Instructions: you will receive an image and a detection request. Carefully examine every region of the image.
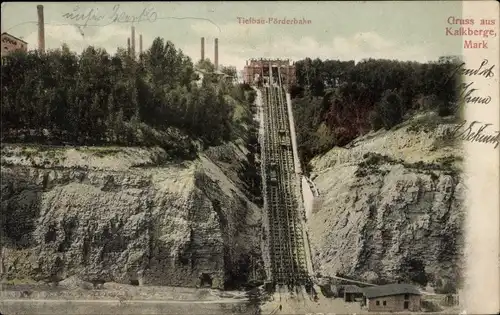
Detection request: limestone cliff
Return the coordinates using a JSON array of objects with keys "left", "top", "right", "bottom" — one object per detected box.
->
[
  {"left": 0, "top": 144, "right": 263, "bottom": 289},
  {"left": 306, "top": 113, "right": 465, "bottom": 291}
]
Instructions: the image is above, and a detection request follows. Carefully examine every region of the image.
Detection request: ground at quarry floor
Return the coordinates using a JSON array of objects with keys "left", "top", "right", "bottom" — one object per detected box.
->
[
  {"left": 0, "top": 283, "right": 464, "bottom": 315},
  {"left": 0, "top": 299, "right": 253, "bottom": 315},
  {"left": 0, "top": 282, "right": 248, "bottom": 300},
  {"left": 0, "top": 283, "right": 253, "bottom": 315}
]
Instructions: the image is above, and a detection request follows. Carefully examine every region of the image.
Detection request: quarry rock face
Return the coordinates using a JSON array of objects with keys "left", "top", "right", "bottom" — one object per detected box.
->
[
  {"left": 0, "top": 145, "right": 262, "bottom": 289},
  {"left": 306, "top": 114, "right": 465, "bottom": 290},
  {"left": 1, "top": 113, "right": 465, "bottom": 293}
]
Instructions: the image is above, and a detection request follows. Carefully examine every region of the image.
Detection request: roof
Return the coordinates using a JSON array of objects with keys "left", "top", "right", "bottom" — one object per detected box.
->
[
  {"left": 1, "top": 32, "right": 28, "bottom": 44},
  {"left": 194, "top": 68, "right": 227, "bottom": 77},
  {"left": 213, "top": 70, "right": 228, "bottom": 76},
  {"left": 344, "top": 285, "right": 363, "bottom": 293},
  {"left": 362, "top": 283, "right": 421, "bottom": 299}
]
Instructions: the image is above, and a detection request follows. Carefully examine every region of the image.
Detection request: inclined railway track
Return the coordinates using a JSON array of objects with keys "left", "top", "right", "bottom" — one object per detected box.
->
[{"left": 261, "top": 67, "right": 309, "bottom": 286}]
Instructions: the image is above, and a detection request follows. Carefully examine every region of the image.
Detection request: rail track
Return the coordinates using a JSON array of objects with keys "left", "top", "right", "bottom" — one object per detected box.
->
[{"left": 260, "top": 66, "right": 310, "bottom": 287}]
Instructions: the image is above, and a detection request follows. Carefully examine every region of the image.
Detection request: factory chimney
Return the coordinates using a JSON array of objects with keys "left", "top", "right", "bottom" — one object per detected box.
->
[
  {"left": 127, "top": 38, "right": 131, "bottom": 55},
  {"left": 131, "top": 26, "right": 136, "bottom": 58},
  {"left": 139, "top": 34, "right": 143, "bottom": 55},
  {"left": 37, "top": 5, "right": 45, "bottom": 53},
  {"left": 214, "top": 38, "right": 219, "bottom": 71},
  {"left": 201, "top": 37, "right": 205, "bottom": 61}
]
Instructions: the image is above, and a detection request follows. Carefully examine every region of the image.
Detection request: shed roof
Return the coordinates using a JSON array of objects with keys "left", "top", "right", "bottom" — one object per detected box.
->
[
  {"left": 362, "top": 283, "right": 421, "bottom": 299},
  {"left": 344, "top": 285, "right": 363, "bottom": 293}
]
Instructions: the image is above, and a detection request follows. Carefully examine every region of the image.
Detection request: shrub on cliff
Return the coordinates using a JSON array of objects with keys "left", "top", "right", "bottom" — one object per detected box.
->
[
  {"left": 368, "top": 110, "right": 383, "bottom": 130},
  {"left": 434, "top": 279, "right": 457, "bottom": 294},
  {"left": 247, "top": 90, "right": 257, "bottom": 104},
  {"left": 376, "top": 90, "right": 404, "bottom": 130}
]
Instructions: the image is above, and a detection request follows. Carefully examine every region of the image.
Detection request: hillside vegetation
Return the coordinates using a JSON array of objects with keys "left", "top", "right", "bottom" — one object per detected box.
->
[
  {"left": 1, "top": 38, "right": 252, "bottom": 159},
  {"left": 290, "top": 57, "right": 461, "bottom": 168}
]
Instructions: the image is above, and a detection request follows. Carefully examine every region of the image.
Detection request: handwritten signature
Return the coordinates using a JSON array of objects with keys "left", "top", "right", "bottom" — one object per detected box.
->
[
  {"left": 62, "top": 4, "right": 158, "bottom": 27},
  {"left": 450, "top": 59, "right": 495, "bottom": 79},
  {"left": 458, "top": 81, "right": 492, "bottom": 105},
  {"left": 59, "top": 4, "right": 222, "bottom": 32},
  {"left": 448, "top": 59, "right": 495, "bottom": 106},
  {"left": 448, "top": 120, "right": 499, "bottom": 149}
]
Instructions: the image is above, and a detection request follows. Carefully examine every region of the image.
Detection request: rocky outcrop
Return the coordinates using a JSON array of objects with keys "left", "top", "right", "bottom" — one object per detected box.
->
[
  {"left": 307, "top": 113, "right": 465, "bottom": 290},
  {"left": 0, "top": 144, "right": 263, "bottom": 289}
]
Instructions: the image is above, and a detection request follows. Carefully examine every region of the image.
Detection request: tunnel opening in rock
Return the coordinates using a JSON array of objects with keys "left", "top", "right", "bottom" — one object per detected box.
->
[
  {"left": 223, "top": 253, "right": 250, "bottom": 290},
  {"left": 129, "top": 279, "right": 139, "bottom": 286},
  {"left": 91, "top": 279, "right": 106, "bottom": 289},
  {"left": 200, "top": 273, "right": 213, "bottom": 287}
]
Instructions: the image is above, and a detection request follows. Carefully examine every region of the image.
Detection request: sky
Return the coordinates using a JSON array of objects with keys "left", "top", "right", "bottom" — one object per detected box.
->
[{"left": 1, "top": 1, "right": 463, "bottom": 70}]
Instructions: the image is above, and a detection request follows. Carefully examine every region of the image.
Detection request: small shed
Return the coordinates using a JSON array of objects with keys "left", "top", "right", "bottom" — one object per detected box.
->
[
  {"left": 362, "top": 283, "right": 422, "bottom": 312},
  {"left": 344, "top": 285, "right": 364, "bottom": 302}
]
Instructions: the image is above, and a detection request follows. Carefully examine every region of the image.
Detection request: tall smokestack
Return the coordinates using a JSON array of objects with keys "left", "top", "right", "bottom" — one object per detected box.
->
[
  {"left": 127, "top": 38, "right": 131, "bottom": 55},
  {"left": 214, "top": 38, "right": 218, "bottom": 71},
  {"left": 131, "top": 26, "right": 136, "bottom": 58},
  {"left": 37, "top": 5, "right": 45, "bottom": 53},
  {"left": 201, "top": 37, "right": 205, "bottom": 61},
  {"left": 139, "top": 34, "right": 143, "bottom": 55}
]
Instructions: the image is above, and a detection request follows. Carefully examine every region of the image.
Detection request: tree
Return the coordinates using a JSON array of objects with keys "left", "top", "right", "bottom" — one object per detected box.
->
[
  {"left": 247, "top": 90, "right": 256, "bottom": 104},
  {"left": 220, "top": 65, "right": 237, "bottom": 77},
  {"left": 376, "top": 90, "right": 403, "bottom": 130},
  {"left": 1, "top": 36, "right": 238, "bottom": 154},
  {"left": 368, "top": 110, "right": 383, "bottom": 130},
  {"left": 314, "top": 123, "right": 334, "bottom": 152},
  {"left": 196, "top": 59, "right": 215, "bottom": 73},
  {"left": 290, "top": 57, "right": 460, "bottom": 167}
]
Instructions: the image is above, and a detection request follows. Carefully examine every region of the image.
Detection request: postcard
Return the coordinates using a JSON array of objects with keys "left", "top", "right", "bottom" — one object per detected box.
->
[{"left": 0, "top": 1, "right": 498, "bottom": 315}]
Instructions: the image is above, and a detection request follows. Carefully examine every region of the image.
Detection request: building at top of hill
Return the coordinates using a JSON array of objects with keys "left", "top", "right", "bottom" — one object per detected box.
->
[{"left": 1, "top": 32, "right": 28, "bottom": 56}]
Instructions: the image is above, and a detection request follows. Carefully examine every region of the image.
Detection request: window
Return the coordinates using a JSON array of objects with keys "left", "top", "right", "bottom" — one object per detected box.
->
[
  {"left": 404, "top": 294, "right": 409, "bottom": 300},
  {"left": 376, "top": 301, "right": 380, "bottom": 306},
  {"left": 404, "top": 301, "right": 409, "bottom": 309},
  {"left": 383, "top": 301, "right": 387, "bottom": 306}
]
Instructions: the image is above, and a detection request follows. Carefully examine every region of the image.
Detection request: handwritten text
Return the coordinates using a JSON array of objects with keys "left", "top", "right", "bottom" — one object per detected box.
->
[
  {"left": 62, "top": 5, "right": 157, "bottom": 27},
  {"left": 448, "top": 120, "right": 499, "bottom": 149},
  {"left": 449, "top": 59, "right": 495, "bottom": 105}
]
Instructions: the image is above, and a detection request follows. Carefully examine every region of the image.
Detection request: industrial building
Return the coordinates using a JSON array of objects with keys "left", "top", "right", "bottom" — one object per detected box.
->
[
  {"left": 126, "top": 26, "right": 143, "bottom": 59},
  {"left": 2, "top": 4, "right": 44, "bottom": 57},
  {"left": 362, "top": 283, "right": 422, "bottom": 312},
  {"left": 198, "top": 36, "right": 219, "bottom": 69},
  {"left": 243, "top": 58, "right": 296, "bottom": 86},
  {"left": 37, "top": 4, "right": 45, "bottom": 53},
  {"left": 1, "top": 33, "right": 28, "bottom": 56}
]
